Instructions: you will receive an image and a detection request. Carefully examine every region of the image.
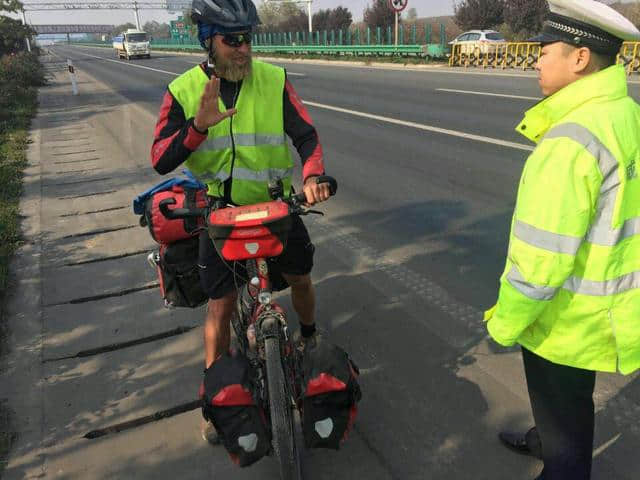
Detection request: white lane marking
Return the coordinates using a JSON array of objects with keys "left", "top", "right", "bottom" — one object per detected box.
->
[
  {"left": 436, "top": 88, "right": 541, "bottom": 101},
  {"left": 64, "top": 48, "right": 534, "bottom": 152},
  {"left": 302, "top": 100, "right": 534, "bottom": 152},
  {"left": 73, "top": 50, "right": 181, "bottom": 76}
]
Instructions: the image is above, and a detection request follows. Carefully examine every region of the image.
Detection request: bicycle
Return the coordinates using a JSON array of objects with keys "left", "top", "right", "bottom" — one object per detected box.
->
[{"left": 160, "top": 175, "right": 337, "bottom": 480}]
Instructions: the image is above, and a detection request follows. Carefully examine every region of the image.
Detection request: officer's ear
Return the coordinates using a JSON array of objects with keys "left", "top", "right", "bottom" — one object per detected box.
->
[{"left": 571, "top": 46, "right": 592, "bottom": 74}]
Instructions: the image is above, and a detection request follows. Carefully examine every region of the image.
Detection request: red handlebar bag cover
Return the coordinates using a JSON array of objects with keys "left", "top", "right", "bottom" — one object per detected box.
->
[
  {"left": 144, "top": 186, "right": 207, "bottom": 244},
  {"left": 207, "top": 201, "right": 292, "bottom": 261}
]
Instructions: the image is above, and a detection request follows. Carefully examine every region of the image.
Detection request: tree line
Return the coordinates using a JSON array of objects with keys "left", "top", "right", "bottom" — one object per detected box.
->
[{"left": 454, "top": 0, "right": 640, "bottom": 40}]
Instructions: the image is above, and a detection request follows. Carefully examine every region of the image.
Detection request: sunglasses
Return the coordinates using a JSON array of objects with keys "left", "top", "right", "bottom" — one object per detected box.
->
[{"left": 220, "top": 33, "right": 252, "bottom": 48}]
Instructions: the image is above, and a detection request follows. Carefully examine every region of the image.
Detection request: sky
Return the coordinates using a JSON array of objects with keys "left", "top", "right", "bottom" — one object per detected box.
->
[{"left": 17, "top": 0, "right": 454, "bottom": 29}]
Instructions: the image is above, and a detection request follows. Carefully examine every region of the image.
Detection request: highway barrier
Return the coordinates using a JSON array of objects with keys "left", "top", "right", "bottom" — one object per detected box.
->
[
  {"left": 450, "top": 41, "right": 640, "bottom": 74},
  {"left": 73, "top": 40, "right": 449, "bottom": 60}
]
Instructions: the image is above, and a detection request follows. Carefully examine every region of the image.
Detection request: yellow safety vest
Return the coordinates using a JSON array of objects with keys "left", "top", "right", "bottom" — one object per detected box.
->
[
  {"left": 168, "top": 59, "right": 293, "bottom": 205},
  {"left": 485, "top": 65, "right": 640, "bottom": 374}
]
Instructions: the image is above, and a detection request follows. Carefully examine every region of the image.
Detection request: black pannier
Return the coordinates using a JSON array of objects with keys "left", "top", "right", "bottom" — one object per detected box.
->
[
  {"left": 150, "top": 236, "right": 207, "bottom": 308},
  {"left": 201, "top": 352, "right": 271, "bottom": 467},
  {"left": 301, "top": 340, "right": 361, "bottom": 449}
]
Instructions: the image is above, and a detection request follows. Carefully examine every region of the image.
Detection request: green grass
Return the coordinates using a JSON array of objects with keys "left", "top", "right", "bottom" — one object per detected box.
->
[{"left": 0, "top": 50, "right": 43, "bottom": 479}]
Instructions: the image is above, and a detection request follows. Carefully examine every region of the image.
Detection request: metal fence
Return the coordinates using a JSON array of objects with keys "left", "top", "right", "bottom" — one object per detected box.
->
[{"left": 449, "top": 41, "right": 640, "bottom": 74}]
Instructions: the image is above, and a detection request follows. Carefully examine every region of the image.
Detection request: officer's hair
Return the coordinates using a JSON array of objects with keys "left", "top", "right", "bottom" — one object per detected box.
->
[{"left": 561, "top": 43, "right": 617, "bottom": 71}]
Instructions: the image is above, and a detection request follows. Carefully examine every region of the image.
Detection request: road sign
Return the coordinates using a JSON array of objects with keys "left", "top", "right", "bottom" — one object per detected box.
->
[{"left": 388, "top": 0, "right": 408, "bottom": 13}]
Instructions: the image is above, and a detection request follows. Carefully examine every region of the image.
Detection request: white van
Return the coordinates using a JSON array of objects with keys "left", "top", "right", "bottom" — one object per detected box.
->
[{"left": 113, "top": 29, "right": 151, "bottom": 60}]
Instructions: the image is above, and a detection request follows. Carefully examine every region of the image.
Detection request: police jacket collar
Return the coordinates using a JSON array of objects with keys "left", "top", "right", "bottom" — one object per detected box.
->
[{"left": 516, "top": 64, "right": 628, "bottom": 143}]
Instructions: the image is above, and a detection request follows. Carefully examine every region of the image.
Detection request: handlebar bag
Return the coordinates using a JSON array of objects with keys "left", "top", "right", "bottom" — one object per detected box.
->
[
  {"left": 207, "top": 201, "right": 292, "bottom": 261},
  {"left": 301, "top": 340, "right": 362, "bottom": 449},
  {"left": 140, "top": 185, "right": 208, "bottom": 245},
  {"left": 154, "top": 236, "right": 207, "bottom": 308},
  {"left": 201, "top": 352, "right": 271, "bottom": 467}
]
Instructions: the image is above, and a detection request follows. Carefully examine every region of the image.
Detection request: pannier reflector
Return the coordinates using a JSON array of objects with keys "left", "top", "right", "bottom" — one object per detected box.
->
[
  {"left": 314, "top": 418, "right": 334, "bottom": 439},
  {"left": 245, "top": 243, "right": 259, "bottom": 254},
  {"left": 236, "top": 210, "right": 269, "bottom": 221},
  {"left": 238, "top": 433, "right": 259, "bottom": 452}
]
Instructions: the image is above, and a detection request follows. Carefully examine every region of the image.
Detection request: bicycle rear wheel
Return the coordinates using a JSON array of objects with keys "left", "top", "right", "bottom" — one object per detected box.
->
[{"left": 265, "top": 334, "right": 302, "bottom": 480}]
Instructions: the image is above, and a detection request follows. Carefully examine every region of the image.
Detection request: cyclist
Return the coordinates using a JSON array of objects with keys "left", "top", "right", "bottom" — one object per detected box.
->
[{"left": 150, "top": 0, "right": 331, "bottom": 444}]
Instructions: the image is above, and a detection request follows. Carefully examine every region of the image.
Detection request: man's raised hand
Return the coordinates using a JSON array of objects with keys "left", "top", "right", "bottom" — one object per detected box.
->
[{"left": 194, "top": 77, "right": 237, "bottom": 132}]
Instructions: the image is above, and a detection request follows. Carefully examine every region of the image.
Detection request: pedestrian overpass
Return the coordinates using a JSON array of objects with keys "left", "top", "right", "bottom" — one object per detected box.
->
[{"left": 33, "top": 24, "right": 115, "bottom": 42}]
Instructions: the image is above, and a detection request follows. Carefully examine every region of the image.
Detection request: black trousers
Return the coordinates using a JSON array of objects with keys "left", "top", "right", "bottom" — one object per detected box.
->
[{"left": 522, "top": 347, "right": 596, "bottom": 480}]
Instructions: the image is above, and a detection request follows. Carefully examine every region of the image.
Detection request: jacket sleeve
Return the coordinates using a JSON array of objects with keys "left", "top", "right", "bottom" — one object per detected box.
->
[
  {"left": 283, "top": 78, "right": 325, "bottom": 182},
  {"left": 151, "top": 89, "right": 208, "bottom": 175},
  {"left": 486, "top": 135, "right": 603, "bottom": 346}
]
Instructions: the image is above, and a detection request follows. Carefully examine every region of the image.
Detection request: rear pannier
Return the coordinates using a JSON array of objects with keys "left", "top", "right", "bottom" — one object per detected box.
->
[
  {"left": 201, "top": 352, "right": 271, "bottom": 467},
  {"left": 301, "top": 340, "right": 361, "bottom": 449}
]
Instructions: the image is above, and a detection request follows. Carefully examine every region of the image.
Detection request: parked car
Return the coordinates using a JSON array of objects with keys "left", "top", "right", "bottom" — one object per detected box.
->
[{"left": 450, "top": 30, "right": 506, "bottom": 54}]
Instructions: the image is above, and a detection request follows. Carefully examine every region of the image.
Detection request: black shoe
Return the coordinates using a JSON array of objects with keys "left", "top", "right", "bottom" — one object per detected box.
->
[{"left": 498, "top": 427, "right": 542, "bottom": 459}]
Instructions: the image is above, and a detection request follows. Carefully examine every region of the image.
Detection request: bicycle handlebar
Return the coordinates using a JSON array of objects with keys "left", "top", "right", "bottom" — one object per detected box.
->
[
  {"left": 158, "top": 176, "right": 338, "bottom": 221},
  {"left": 158, "top": 198, "right": 207, "bottom": 220},
  {"left": 289, "top": 175, "right": 338, "bottom": 205}
]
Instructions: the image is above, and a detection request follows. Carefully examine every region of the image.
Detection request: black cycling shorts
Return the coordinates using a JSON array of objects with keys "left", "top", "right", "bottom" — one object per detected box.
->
[{"left": 198, "top": 215, "right": 315, "bottom": 300}]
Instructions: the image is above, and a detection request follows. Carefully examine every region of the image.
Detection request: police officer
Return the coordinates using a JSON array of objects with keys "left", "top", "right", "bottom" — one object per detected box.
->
[{"left": 484, "top": 1, "right": 640, "bottom": 479}]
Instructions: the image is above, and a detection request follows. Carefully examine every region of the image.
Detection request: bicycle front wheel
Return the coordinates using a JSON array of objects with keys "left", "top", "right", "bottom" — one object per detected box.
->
[{"left": 265, "top": 334, "right": 302, "bottom": 480}]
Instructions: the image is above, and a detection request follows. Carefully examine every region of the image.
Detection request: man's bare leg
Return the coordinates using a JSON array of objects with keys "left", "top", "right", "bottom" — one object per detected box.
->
[
  {"left": 283, "top": 273, "right": 317, "bottom": 341},
  {"left": 204, "top": 292, "right": 237, "bottom": 368},
  {"left": 201, "top": 291, "right": 237, "bottom": 444}
]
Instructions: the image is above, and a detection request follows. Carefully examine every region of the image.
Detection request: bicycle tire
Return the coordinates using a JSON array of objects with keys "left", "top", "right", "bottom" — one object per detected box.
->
[{"left": 265, "top": 334, "right": 302, "bottom": 480}]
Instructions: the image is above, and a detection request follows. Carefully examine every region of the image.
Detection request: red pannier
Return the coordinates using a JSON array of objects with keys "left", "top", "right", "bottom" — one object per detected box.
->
[
  {"left": 301, "top": 340, "right": 362, "bottom": 450},
  {"left": 207, "top": 200, "right": 292, "bottom": 261},
  {"left": 201, "top": 352, "right": 271, "bottom": 467},
  {"left": 141, "top": 185, "right": 208, "bottom": 244}
]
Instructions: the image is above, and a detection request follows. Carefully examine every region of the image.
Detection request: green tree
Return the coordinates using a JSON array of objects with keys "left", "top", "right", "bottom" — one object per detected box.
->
[
  {"left": 111, "top": 22, "right": 136, "bottom": 36},
  {"left": 406, "top": 7, "right": 418, "bottom": 20},
  {"left": 328, "top": 6, "right": 352, "bottom": 31},
  {"left": 0, "top": 0, "right": 23, "bottom": 13},
  {"left": 454, "top": 0, "right": 504, "bottom": 31},
  {"left": 363, "top": 0, "right": 396, "bottom": 28},
  {"left": 143, "top": 20, "right": 170, "bottom": 39},
  {"left": 504, "top": 0, "right": 548, "bottom": 37},
  {"left": 0, "top": 0, "right": 34, "bottom": 56},
  {"left": 312, "top": 8, "right": 331, "bottom": 30}
]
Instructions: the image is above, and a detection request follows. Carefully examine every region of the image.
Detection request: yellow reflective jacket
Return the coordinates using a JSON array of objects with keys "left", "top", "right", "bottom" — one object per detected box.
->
[
  {"left": 485, "top": 65, "right": 640, "bottom": 374},
  {"left": 168, "top": 60, "right": 293, "bottom": 205}
]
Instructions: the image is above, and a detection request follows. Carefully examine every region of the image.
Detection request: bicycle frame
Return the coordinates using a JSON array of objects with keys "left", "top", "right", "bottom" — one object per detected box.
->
[{"left": 232, "top": 256, "right": 301, "bottom": 406}]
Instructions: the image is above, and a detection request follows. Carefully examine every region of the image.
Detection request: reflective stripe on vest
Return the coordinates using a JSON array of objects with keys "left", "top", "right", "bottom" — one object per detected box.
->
[
  {"left": 506, "top": 265, "right": 559, "bottom": 300},
  {"left": 198, "top": 133, "right": 287, "bottom": 152},
  {"left": 513, "top": 220, "right": 583, "bottom": 255}
]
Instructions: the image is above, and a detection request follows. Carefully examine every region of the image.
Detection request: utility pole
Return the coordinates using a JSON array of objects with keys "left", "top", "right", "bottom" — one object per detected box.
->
[
  {"left": 21, "top": 9, "right": 32, "bottom": 52},
  {"left": 133, "top": 1, "right": 142, "bottom": 29},
  {"left": 267, "top": 0, "right": 313, "bottom": 33},
  {"left": 394, "top": 10, "right": 398, "bottom": 46}
]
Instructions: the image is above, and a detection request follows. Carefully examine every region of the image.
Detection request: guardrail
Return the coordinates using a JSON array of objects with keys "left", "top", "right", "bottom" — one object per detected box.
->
[
  {"left": 450, "top": 41, "right": 640, "bottom": 74},
  {"left": 105, "top": 41, "right": 450, "bottom": 59}
]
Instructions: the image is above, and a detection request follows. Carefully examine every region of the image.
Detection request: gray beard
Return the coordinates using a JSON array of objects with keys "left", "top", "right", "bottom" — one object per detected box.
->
[{"left": 213, "top": 53, "right": 252, "bottom": 82}]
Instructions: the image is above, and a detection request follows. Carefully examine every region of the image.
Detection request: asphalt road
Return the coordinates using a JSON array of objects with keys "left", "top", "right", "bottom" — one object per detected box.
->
[{"left": 31, "top": 44, "right": 640, "bottom": 479}]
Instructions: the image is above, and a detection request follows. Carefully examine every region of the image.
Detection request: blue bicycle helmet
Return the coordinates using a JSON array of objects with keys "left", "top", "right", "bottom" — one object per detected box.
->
[{"left": 191, "top": 0, "right": 260, "bottom": 48}]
